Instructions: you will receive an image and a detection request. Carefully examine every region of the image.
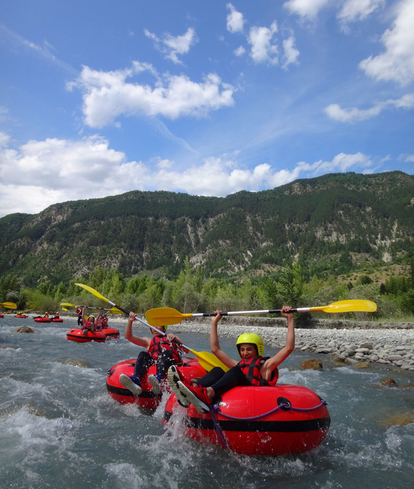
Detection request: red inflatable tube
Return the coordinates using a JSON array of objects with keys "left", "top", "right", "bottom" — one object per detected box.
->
[
  {"left": 163, "top": 384, "right": 330, "bottom": 456},
  {"left": 66, "top": 328, "right": 107, "bottom": 343},
  {"left": 106, "top": 358, "right": 207, "bottom": 410},
  {"left": 100, "top": 327, "right": 120, "bottom": 339}
]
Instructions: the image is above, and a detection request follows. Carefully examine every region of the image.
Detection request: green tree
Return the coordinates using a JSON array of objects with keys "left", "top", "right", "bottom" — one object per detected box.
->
[
  {"left": 88, "top": 267, "right": 107, "bottom": 288},
  {"left": 37, "top": 280, "right": 54, "bottom": 297},
  {"left": 0, "top": 274, "right": 20, "bottom": 302},
  {"left": 402, "top": 290, "right": 414, "bottom": 314},
  {"left": 139, "top": 284, "right": 163, "bottom": 312},
  {"left": 54, "top": 282, "right": 67, "bottom": 302},
  {"left": 27, "top": 289, "right": 59, "bottom": 313},
  {"left": 278, "top": 262, "right": 304, "bottom": 307},
  {"left": 237, "top": 278, "right": 261, "bottom": 310},
  {"left": 259, "top": 278, "right": 282, "bottom": 310}
]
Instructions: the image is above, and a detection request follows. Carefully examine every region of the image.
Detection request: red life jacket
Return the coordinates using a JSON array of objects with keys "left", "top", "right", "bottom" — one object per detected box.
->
[
  {"left": 237, "top": 356, "right": 278, "bottom": 387},
  {"left": 147, "top": 336, "right": 181, "bottom": 362},
  {"left": 76, "top": 307, "right": 82, "bottom": 315},
  {"left": 96, "top": 316, "right": 104, "bottom": 329},
  {"left": 84, "top": 319, "right": 94, "bottom": 331}
]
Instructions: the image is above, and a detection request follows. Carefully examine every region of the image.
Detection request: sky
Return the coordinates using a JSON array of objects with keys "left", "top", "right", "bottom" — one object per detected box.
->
[{"left": 0, "top": 0, "right": 413, "bottom": 218}]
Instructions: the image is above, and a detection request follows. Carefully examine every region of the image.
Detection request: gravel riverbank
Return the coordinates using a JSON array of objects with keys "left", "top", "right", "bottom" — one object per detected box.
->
[
  {"left": 25, "top": 313, "right": 414, "bottom": 372},
  {"left": 169, "top": 318, "right": 414, "bottom": 372}
]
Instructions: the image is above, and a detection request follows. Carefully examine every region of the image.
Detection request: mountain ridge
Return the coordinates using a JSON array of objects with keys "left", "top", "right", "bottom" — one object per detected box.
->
[{"left": 1, "top": 171, "right": 413, "bottom": 285}]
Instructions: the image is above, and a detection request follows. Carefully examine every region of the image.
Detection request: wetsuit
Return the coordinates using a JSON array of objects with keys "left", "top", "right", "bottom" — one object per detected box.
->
[{"left": 76, "top": 307, "right": 82, "bottom": 326}]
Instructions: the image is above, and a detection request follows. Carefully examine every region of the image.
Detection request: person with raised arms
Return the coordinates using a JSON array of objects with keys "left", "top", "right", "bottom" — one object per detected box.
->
[
  {"left": 119, "top": 311, "right": 189, "bottom": 396},
  {"left": 168, "top": 306, "right": 295, "bottom": 413},
  {"left": 80, "top": 307, "right": 96, "bottom": 335}
]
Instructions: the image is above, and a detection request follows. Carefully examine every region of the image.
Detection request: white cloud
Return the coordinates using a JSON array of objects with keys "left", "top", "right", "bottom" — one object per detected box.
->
[
  {"left": 324, "top": 93, "right": 414, "bottom": 122},
  {"left": 234, "top": 45, "right": 246, "bottom": 56},
  {"left": 284, "top": 0, "right": 384, "bottom": 25},
  {"left": 68, "top": 63, "right": 235, "bottom": 128},
  {"left": 399, "top": 153, "right": 414, "bottom": 162},
  {"left": 0, "top": 131, "right": 10, "bottom": 147},
  {"left": 283, "top": 0, "right": 332, "bottom": 19},
  {"left": 226, "top": 4, "right": 245, "bottom": 33},
  {"left": 359, "top": 0, "right": 414, "bottom": 85},
  {"left": 145, "top": 27, "right": 198, "bottom": 64},
  {"left": 147, "top": 157, "right": 304, "bottom": 197},
  {"left": 298, "top": 152, "right": 372, "bottom": 174},
  {"left": 248, "top": 21, "right": 278, "bottom": 65},
  {"left": 0, "top": 135, "right": 134, "bottom": 216},
  {"left": 156, "top": 158, "right": 175, "bottom": 169},
  {"left": 337, "top": 0, "right": 385, "bottom": 25},
  {"left": 282, "top": 36, "right": 300, "bottom": 69},
  {"left": 0, "top": 133, "right": 374, "bottom": 217}
]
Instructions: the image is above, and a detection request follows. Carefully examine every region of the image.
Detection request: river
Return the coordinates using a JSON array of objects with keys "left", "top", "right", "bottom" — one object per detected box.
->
[{"left": 1, "top": 315, "right": 413, "bottom": 488}]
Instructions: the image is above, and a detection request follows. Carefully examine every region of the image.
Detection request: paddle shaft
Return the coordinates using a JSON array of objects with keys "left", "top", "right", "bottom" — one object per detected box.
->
[
  {"left": 61, "top": 304, "right": 118, "bottom": 311},
  {"left": 188, "top": 307, "right": 309, "bottom": 318}
]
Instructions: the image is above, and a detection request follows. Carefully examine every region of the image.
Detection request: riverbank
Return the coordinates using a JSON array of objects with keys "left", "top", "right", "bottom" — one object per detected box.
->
[
  {"left": 11, "top": 313, "right": 414, "bottom": 371},
  {"left": 170, "top": 318, "right": 414, "bottom": 372}
]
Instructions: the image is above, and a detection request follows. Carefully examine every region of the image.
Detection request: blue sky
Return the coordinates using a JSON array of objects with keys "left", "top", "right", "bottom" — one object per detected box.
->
[{"left": 1, "top": 0, "right": 413, "bottom": 217}]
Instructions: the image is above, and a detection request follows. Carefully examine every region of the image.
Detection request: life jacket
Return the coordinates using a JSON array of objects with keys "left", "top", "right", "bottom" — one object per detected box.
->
[
  {"left": 102, "top": 316, "right": 108, "bottom": 327},
  {"left": 96, "top": 316, "right": 104, "bottom": 330},
  {"left": 76, "top": 307, "right": 82, "bottom": 315},
  {"left": 84, "top": 319, "right": 94, "bottom": 331},
  {"left": 147, "top": 336, "right": 181, "bottom": 363},
  {"left": 237, "top": 356, "right": 278, "bottom": 387}
]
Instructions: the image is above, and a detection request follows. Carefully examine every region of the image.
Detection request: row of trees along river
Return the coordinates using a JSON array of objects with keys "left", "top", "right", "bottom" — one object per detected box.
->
[{"left": 1, "top": 258, "right": 414, "bottom": 323}]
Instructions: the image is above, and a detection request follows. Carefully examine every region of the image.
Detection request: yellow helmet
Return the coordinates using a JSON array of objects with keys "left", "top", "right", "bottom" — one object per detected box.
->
[
  {"left": 88, "top": 315, "right": 95, "bottom": 320},
  {"left": 151, "top": 325, "right": 167, "bottom": 333},
  {"left": 236, "top": 333, "right": 264, "bottom": 357}
]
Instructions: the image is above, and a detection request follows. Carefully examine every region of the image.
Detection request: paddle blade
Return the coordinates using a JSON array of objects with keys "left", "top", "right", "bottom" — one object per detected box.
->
[
  {"left": 60, "top": 302, "right": 75, "bottom": 307},
  {"left": 1, "top": 302, "right": 17, "bottom": 309},
  {"left": 75, "top": 283, "right": 129, "bottom": 315},
  {"left": 314, "top": 300, "right": 377, "bottom": 314},
  {"left": 75, "top": 283, "right": 109, "bottom": 303},
  {"left": 190, "top": 349, "right": 229, "bottom": 372},
  {"left": 146, "top": 307, "right": 187, "bottom": 326},
  {"left": 108, "top": 307, "right": 124, "bottom": 314}
]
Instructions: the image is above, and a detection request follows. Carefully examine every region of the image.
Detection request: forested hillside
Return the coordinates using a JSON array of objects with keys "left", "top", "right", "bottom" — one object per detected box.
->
[{"left": 0, "top": 171, "right": 413, "bottom": 286}]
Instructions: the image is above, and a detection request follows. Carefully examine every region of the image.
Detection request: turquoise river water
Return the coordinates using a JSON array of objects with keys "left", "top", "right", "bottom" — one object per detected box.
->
[{"left": 1, "top": 315, "right": 413, "bottom": 489}]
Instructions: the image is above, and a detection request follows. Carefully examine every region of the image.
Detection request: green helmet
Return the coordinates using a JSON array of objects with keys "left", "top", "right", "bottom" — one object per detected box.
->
[{"left": 236, "top": 333, "right": 264, "bottom": 357}]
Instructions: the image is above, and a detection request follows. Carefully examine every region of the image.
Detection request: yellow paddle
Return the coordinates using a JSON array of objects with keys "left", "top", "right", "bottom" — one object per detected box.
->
[
  {"left": 145, "top": 300, "right": 377, "bottom": 327},
  {"left": 0, "top": 302, "right": 17, "bottom": 309},
  {"left": 74, "top": 283, "right": 229, "bottom": 372},
  {"left": 60, "top": 302, "right": 123, "bottom": 314}
]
